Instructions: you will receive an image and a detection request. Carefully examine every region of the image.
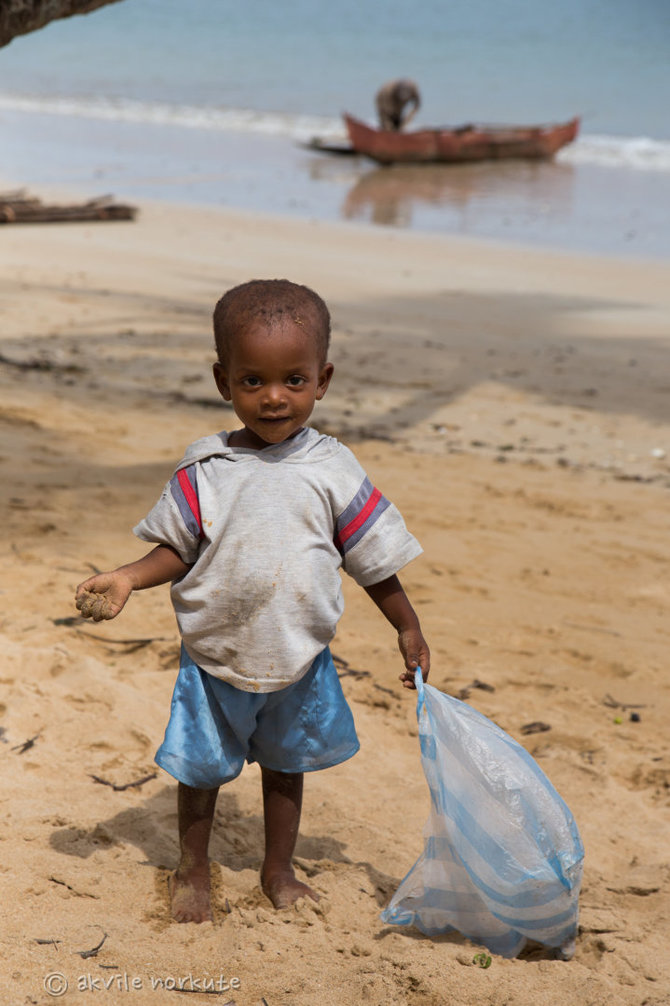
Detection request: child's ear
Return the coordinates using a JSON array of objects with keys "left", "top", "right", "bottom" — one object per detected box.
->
[
  {"left": 212, "top": 362, "right": 232, "bottom": 401},
  {"left": 315, "top": 362, "right": 334, "bottom": 400}
]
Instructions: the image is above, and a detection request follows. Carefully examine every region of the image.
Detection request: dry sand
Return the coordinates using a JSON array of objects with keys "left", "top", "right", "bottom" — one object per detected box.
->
[{"left": 1, "top": 202, "right": 669, "bottom": 1005}]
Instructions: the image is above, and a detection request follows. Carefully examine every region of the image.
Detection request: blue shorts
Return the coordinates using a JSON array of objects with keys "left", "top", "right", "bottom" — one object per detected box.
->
[{"left": 155, "top": 645, "right": 359, "bottom": 789}]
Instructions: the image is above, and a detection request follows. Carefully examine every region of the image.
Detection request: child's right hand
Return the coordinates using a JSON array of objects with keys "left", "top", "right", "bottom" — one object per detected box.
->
[{"left": 75, "top": 571, "right": 134, "bottom": 621}]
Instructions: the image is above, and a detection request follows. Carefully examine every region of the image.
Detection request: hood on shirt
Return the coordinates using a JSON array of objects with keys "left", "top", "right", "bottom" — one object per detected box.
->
[{"left": 174, "top": 426, "right": 341, "bottom": 473}]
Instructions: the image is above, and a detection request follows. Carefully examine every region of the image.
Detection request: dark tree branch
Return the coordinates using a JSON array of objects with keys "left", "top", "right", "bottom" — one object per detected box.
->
[{"left": 0, "top": 0, "right": 126, "bottom": 48}]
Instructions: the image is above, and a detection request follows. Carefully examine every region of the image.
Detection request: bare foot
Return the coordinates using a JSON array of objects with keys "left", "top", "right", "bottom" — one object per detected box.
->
[
  {"left": 261, "top": 867, "right": 319, "bottom": 909},
  {"left": 168, "top": 867, "right": 212, "bottom": 923}
]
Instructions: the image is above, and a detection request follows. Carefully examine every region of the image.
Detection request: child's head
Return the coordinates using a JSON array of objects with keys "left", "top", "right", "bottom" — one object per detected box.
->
[
  {"left": 213, "top": 279, "right": 330, "bottom": 367},
  {"left": 212, "top": 279, "right": 334, "bottom": 450}
]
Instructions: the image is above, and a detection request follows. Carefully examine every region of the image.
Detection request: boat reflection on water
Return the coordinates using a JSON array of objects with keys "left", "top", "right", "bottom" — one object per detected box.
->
[
  {"left": 343, "top": 163, "right": 464, "bottom": 227},
  {"left": 301, "top": 142, "right": 665, "bottom": 256},
  {"left": 340, "top": 158, "right": 577, "bottom": 234}
]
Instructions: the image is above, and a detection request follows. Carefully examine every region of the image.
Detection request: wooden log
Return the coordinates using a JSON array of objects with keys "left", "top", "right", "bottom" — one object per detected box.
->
[{"left": 0, "top": 192, "right": 138, "bottom": 224}]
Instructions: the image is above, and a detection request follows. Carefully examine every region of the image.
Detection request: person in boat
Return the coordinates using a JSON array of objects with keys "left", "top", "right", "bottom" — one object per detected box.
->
[{"left": 375, "top": 78, "right": 421, "bottom": 131}]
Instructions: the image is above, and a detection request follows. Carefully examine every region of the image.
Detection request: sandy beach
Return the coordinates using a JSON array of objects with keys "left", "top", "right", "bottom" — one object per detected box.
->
[{"left": 1, "top": 200, "right": 669, "bottom": 1006}]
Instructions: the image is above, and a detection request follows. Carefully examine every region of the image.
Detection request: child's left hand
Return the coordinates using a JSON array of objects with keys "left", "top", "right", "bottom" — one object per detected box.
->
[{"left": 398, "top": 627, "right": 430, "bottom": 689}]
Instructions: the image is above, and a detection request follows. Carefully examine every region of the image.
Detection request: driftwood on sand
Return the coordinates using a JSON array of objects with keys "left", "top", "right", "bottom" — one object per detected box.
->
[{"left": 0, "top": 190, "right": 137, "bottom": 224}]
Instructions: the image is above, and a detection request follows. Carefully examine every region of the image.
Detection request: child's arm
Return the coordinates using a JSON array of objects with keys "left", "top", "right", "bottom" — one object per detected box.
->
[
  {"left": 75, "top": 544, "right": 190, "bottom": 621},
  {"left": 364, "top": 574, "right": 430, "bottom": 689}
]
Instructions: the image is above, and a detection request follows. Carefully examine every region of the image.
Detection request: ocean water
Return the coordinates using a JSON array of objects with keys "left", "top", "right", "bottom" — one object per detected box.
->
[{"left": 1, "top": 0, "right": 669, "bottom": 257}]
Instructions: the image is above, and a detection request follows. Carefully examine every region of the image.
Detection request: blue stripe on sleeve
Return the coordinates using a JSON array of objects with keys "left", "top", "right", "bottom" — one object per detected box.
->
[{"left": 169, "top": 464, "right": 201, "bottom": 539}]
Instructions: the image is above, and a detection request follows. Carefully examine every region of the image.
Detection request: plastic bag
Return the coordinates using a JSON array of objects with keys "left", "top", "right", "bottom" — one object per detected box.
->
[{"left": 381, "top": 670, "right": 584, "bottom": 958}]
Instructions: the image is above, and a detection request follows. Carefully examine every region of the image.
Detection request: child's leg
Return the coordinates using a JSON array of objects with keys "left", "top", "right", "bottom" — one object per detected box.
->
[
  {"left": 170, "top": 782, "right": 219, "bottom": 923},
  {"left": 260, "top": 767, "right": 319, "bottom": 909}
]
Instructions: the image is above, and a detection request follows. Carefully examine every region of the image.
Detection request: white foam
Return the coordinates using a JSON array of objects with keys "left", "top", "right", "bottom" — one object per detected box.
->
[
  {"left": 0, "top": 91, "right": 345, "bottom": 142},
  {"left": 560, "top": 134, "right": 670, "bottom": 173}
]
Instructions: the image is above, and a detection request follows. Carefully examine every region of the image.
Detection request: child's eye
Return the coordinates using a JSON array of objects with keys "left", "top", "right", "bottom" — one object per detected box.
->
[
  {"left": 242, "top": 376, "right": 262, "bottom": 387},
  {"left": 287, "top": 375, "right": 306, "bottom": 387}
]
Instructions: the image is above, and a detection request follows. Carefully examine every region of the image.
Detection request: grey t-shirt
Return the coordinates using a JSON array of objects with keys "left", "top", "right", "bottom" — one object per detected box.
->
[{"left": 134, "top": 427, "right": 422, "bottom": 692}]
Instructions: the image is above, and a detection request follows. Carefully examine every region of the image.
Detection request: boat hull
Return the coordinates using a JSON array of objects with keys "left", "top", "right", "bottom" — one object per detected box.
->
[{"left": 343, "top": 114, "right": 579, "bottom": 165}]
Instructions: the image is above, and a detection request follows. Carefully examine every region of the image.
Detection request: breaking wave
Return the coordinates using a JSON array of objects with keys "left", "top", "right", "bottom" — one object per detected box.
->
[{"left": 2, "top": 91, "right": 670, "bottom": 172}]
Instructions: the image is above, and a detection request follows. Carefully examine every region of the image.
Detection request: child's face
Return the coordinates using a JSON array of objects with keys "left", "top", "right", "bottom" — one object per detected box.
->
[{"left": 213, "top": 318, "right": 333, "bottom": 450}]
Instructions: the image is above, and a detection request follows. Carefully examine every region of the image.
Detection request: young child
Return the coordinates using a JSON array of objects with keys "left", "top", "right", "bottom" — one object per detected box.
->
[{"left": 75, "top": 279, "right": 430, "bottom": 924}]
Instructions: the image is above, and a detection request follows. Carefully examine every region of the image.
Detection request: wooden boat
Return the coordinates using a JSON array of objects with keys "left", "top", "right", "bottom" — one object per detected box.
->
[{"left": 343, "top": 113, "right": 579, "bottom": 165}]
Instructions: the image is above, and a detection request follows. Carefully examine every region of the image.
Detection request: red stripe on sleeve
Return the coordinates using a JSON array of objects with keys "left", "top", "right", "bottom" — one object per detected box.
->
[
  {"left": 177, "top": 468, "right": 203, "bottom": 535},
  {"left": 337, "top": 487, "right": 382, "bottom": 547}
]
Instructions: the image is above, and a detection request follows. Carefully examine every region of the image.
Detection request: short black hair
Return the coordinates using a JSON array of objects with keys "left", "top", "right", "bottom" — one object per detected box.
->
[{"left": 213, "top": 279, "right": 331, "bottom": 365}]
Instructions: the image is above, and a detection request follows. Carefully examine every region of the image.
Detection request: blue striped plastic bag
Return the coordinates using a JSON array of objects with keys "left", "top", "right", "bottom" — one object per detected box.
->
[{"left": 381, "top": 670, "right": 584, "bottom": 958}]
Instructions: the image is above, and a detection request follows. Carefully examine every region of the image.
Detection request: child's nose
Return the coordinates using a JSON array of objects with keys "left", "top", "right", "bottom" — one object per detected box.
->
[{"left": 262, "top": 383, "right": 286, "bottom": 407}]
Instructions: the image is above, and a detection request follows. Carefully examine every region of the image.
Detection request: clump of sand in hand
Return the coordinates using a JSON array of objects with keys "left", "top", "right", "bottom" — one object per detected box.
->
[{"left": 76, "top": 590, "right": 115, "bottom": 621}]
